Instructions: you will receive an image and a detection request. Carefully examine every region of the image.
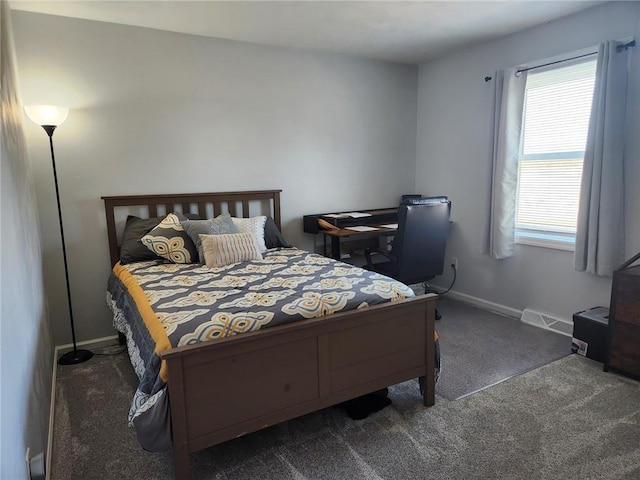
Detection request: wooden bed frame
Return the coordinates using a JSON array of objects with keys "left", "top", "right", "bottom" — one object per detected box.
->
[{"left": 102, "top": 190, "right": 436, "bottom": 480}]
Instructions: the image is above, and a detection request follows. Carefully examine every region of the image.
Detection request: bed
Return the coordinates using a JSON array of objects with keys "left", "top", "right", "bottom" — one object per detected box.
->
[{"left": 102, "top": 190, "right": 436, "bottom": 480}]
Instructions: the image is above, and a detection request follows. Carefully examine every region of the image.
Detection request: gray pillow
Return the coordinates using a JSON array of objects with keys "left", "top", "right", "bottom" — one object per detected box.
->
[
  {"left": 264, "top": 216, "right": 291, "bottom": 249},
  {"left": 120, "top": 216, "right": 165, "bottom": 265},
  {"left": 182, "top": 213, "right": 238, "bottom": 263}
]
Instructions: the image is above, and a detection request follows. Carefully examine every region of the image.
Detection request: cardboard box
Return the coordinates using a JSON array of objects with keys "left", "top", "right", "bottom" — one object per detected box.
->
[{"left": 572, "top": 307, "right": 609, "bottom": 363}]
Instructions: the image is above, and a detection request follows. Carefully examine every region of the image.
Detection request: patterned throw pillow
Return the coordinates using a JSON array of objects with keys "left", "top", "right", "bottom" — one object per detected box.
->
[
  {"left": 119, "top": 213, "right": 201, "bottom": 264},
  {"left": 141, "top": 213, "right": 198, "bottom": 263},
  {"left": 231, "top": 216, "right": 267, "bottom": 253},
  {"left": 200, "top": 232, "right": 263, "bottom": 268},
  {"left": 182, "top": 213, "right": 239, "bottom": 263}
]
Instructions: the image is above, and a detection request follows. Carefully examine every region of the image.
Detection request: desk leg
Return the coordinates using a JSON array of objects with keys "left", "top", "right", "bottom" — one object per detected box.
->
[{"left": 330, "top": 236, "right": 341, "bottom": 260}]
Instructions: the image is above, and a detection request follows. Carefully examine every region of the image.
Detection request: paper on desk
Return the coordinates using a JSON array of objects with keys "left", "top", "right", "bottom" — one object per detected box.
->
[
  {"left": 345, "top": 225, "right": 378, "bottom": 232},
  {"left": 380, "top": 223, "right": 398, "bottom": 229},
  {"left": 322, "top": 212, "right": 372, "bottom": 219}
]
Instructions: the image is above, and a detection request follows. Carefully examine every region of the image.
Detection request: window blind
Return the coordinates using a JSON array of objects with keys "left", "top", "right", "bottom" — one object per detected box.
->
[{"left": 516, "top": 58, "right": 597, "bottom": 246}]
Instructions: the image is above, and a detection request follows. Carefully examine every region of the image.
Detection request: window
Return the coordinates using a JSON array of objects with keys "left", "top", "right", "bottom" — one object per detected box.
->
[{"left": 515, "top": 58, "right": 597, "bottom": 250}]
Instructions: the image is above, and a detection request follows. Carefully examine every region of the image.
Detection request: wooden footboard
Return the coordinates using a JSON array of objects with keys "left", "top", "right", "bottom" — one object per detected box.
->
[{"left": 162, "top": 293, "right": 436, "bottom": 480}]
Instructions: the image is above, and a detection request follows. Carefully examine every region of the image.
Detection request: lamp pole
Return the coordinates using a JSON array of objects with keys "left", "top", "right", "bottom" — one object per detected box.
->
[{"left": 25, "top": 106, "right": 93, "bottom": 365}]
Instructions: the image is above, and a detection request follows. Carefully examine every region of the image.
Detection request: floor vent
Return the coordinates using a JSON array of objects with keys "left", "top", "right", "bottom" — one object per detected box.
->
[
  {"left": 29, "top": 451, "right": 45, "bottom": 480},
  {"left": 521, "top": 308, "right": 573, "bottom": 337}
]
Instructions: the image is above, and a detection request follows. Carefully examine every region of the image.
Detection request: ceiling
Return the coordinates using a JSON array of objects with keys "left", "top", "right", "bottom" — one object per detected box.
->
[{"left": 11, "top": 1, "right": 604, "bottom": 64}]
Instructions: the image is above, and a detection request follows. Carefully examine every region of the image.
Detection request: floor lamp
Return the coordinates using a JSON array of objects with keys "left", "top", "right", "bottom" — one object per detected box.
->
[{"left": 25, "top": 105, "right": 93, "bottom": 365}]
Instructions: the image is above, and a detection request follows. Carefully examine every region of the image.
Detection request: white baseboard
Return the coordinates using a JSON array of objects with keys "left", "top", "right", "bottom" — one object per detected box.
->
[
  {"left": 45, "top": 348, "right": 57, "bottom": 480},
  {"left": 427, "top": 287, "right": 522, "bottom": 319},
  {"left": 56, "top": 335, "right": 119, "bottom": 355},
  {"left": 46, "top": 334, "right": 120, "bottom": 479},
  {"left": 427, "top": 287, "right": 573, "bottom": 336}
]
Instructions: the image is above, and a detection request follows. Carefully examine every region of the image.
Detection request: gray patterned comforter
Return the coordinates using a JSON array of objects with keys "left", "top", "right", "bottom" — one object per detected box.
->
[{"left": 107, "top": 247, "right": 415, "bottom": 451}]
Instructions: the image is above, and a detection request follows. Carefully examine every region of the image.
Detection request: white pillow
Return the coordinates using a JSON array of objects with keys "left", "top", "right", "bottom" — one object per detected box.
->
[
  {"left": 200, "top": 232, "right": 263, "bottom": 268},
  {"left": 231, "top": 216, "right": 267, "bottom": 253}
]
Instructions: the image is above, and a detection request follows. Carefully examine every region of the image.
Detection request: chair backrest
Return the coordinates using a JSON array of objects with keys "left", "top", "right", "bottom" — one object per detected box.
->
[{"left": 390, "top": 198, "right": 451, "bottom": 285}]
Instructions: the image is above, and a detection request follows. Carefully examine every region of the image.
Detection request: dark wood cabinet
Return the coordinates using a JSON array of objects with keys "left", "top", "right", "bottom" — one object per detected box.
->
[{"left": 605, "top": 254, "right": 640, "bottom": 379}]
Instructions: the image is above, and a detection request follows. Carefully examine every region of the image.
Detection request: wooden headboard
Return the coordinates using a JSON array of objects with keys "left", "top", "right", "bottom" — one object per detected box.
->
[{"left": 102, "top": 190, "right": 282, "bottom": 267}]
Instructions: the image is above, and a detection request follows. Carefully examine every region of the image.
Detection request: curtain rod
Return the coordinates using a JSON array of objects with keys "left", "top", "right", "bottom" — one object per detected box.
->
[
  {"left": 514, "top": 39, "right": 636, "bottom": 77},
  {"left": 481, "top": 40, "right": 638, "bottom": 81},
  {"left": 515, "top": 51, "right": 596, "bottom": 77}
]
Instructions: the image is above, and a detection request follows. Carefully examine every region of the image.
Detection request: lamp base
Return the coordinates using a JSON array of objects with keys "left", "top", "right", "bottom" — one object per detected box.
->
[{"left": 58, "top": 349, "right": 93, "bottom": 365}]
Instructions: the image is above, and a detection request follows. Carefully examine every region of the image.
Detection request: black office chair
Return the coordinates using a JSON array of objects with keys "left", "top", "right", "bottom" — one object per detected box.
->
[{"left": 365, "top": 197, "right": 451, "bottom": 316}]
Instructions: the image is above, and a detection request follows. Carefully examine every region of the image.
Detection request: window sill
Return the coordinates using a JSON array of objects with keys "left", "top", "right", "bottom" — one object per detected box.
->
[{"left": 516, "top": 235, "right": 575, "bottom": 252}]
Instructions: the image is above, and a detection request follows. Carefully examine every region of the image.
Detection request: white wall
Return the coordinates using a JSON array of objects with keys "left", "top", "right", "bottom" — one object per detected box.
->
[
  {"left": 626, "top": 4, "right": 640, "bottom": 259},
  {"left": 1, "top": 2, "right": 54, "bottom": 477},
  {"left": 416, "top": 1, "right": 640, "bottom": 321},
  {"left": 11, "top": 11, "right": 418, "bottom": 345}
]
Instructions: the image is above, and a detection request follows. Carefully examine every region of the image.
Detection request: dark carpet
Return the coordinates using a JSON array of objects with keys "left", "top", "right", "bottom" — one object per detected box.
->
[
  {"left": 51, "top": 353, "right": 640, "bottom": 479},
  {"left": 50, "top": 299, "right": 637, "bottom": 480},
  {"left": 434, "top": 297, "right": 571, "bottom": 400}
]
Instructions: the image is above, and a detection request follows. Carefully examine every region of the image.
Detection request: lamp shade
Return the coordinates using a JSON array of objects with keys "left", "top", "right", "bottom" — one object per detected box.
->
[{"left": 24, "top": 105, "right": 69, "bottom": 126}]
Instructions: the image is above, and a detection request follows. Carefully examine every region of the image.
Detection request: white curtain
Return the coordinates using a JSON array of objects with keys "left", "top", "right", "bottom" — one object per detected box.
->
[
  {"left": 486, "top": 68, "right": 527, "bottom": 259},
  {"left": 574, "top": 41, "right": 630, "bottom": 276}
]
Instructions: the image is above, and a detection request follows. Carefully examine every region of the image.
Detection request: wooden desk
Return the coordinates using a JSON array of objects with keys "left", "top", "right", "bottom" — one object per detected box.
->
[
  {"left": 303, "top": 208, "right": 399, "bottom": 260},
  {"left": 321, "top": 225, "right": 397, "bottom": 260}
]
